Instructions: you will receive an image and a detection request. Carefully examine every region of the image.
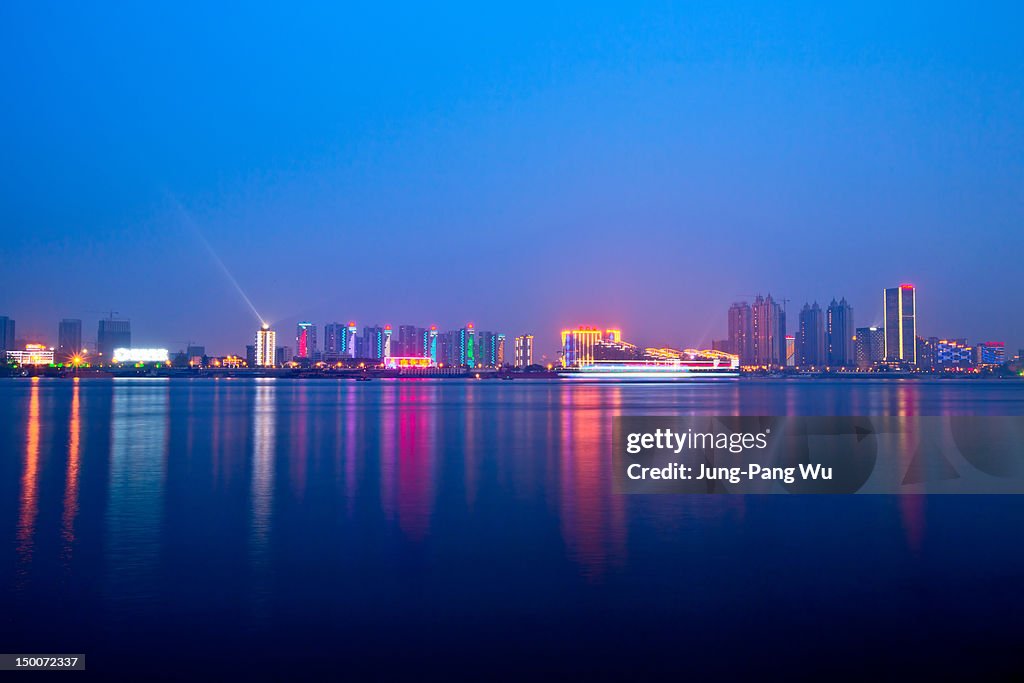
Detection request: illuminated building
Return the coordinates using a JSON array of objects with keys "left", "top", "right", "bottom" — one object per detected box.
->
[
  {"left": 345, "top": 322, "right": 358, "bottom": 358},
  {"left": 728, "top": 302, "right": 753, "bottom": 365},
  {"left": 324, "top": 323, "right": 346, "bottom": 360},
  {"left": 785, "top": 335, "right": 795, "bottom": 367},
  {"left": 113, "top": 348, "right": 169, "bottom": 363},
  {"left": 361, "top": 326, "right": 386, "bottom": 361},
  {"left": 384, "top": 356, "right": 436, "bottom": 369},
  {"left": 383, "top": 325, "right": 393, "bottom": 358},
  {"left": 797, "top": 302, "right": 825, "bottom": 367},
  {"left": 496, "top": 334, "right": 505, "bottom": 366},
  {"left": 514, "top": 334, "right": 534, "bottom": 368},
  {"left": 58, "top": 319, "right": 82, "bottom": 359},
  {"left": 6, "top": 344, "right": 54, "bottom": 366},
  {"left": 826, "top": 298, "right": 855, "bottom": 367},
  {"left": 459, "top": 324, "right": 475, "bottom": 368},
  {"left": 935, "top": 338, "right": 972, "bottom": 367},
  {"left": 426, "top": 326, "right": 438, "bottom": 363},
  {"left": 397, "top": 325, "right": 423, "bottom": 357},
  {"left": 187, "top": 345, "right": 205, "bottom": 365},
  {"left": 296, "top": 322, "right": 317, "bottom": 360},
  {"left": 855, "top": 327, "right": 884, "bottom": 369},
  {"left": 751, "top": 294, "right": 786, "bottom": 367},
  {"left": 0, "top": 316, "right": 14, "bottom": 354},
  {"left": 255, "top": 325, "right": 276, "bottom": 367},
  {"left": 975, "top": 341, "right": 1006, "bottom": 367},
  {"left": 561, "top": 327, "right": 602, "bottom": 367},
  {"left": 884, "top": 284, "right": 916, "bottom": 364},
  {"left": 97, "top": 318, "right": 131, "bottom": 360}
]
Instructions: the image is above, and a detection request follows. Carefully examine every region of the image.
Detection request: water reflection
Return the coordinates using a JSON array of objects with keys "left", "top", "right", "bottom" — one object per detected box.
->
[
  {"left": 106, "top": 379, "right": 169, "bottom": 599},
  {"left": 250, "top": 379, "right": 276, "bottom": 555},
  {"left": 17, "top": 380, "right": 41, "bottom": 573},
  {"left": 61, "top": 380, "right": 82, "bottom": 562},
  {"left": 396, "top": 383, "right": 437, "bottom": 540}
]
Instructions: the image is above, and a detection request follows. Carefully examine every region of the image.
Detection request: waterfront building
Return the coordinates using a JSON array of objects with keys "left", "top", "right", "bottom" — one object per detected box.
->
[
  {"left": 514, "top": 334, "right": 534, "bottom": 368},
  {"left": 785, "top": 335, "right": 795, "bottom": 367},
  {"left": 426, "top": 326, "right": 438, "bottom": 363},
  {"left": 0, "top": 316, "right": 14, "bottom": 354},
  {"left": 255, "top": 325, "right": 276, "bottom": 367},
  {"left": 275, "top": 346, "right": 292, "bottom": 366},
  {"left": 58, "top": 318, "right": 82, "bottom": 359},
  {"left": 936, "top": 338, "right": 973, "bottom": 367},
  {"left": 459, "top": 324, "right": 476, "bottom": 368},
  {"left": 97, "top": 318, "right": 131, "bottom": 360},
  {"left": 561, "top": 326, "right": 602, "bottom": 367},
  {"left": 855, "top": 327, "right": 885, "bottom": 369},
  {"left": 296, "top": 322, "right": 317, "bottom": 360},
  {"left": 826, "top": 298, "right": 855, "bottom": 367},
  {"left": 361, "top": 326, "right": 386, "bottom": 361},
  {"left": 797, "top": 302, "right": 825, "bottom": 367},
  {"left": 6, "top": 343, "right": 54, "bottom": 366},
  {"left": 884, "top": 284, "right": 917, "bottom": 364},
  {"left": 976, "top": 341, "right": 1006, "bottom": 367},
  {"left": 751, "top": 294, "right": 786, "bottom": 367}
]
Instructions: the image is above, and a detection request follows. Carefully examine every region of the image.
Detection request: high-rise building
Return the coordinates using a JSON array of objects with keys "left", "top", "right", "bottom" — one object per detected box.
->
[
  {"left": 855, "top": 327, "right": 885, "bottom": 369},
  {"left": 751, "top": 294, "right": 785, "bottom": 367},
  {"left": 496, "top": 334, "right": 505, "bottom": 367},
  {"left": 459, "top": 324, "right": 476, "bottom": 368},
  {"left": 341, "top": 322, "right": 358, "bottom": 358},
  {"left": 425, "top": 326, "right": 438, "bottom": 363},
  {"left": 255, "top": 325, "right": 276, "bottom": 367},
  {"left": 323, "top": 323, "right": 346, "bottom": 360},
  {"left": 97, "top": 318, "right": 131, "bottom": 360},
  {"left": 797, "top": 302, "right": 825, "bottom": 367},
  {"left": 728, "top": 302, "right": 753, "bottom": 365},
  {"left": 361, "top": 326, "right": 386, "bottom": 361},
  {"left": 826, "top": 298, "right": 855, "bottom": 367},
  {"left": 57, "top": 318, "right": 82, "bottom": 360},
  {"left": 884, "top": 284, "right": 916, "bottom": 364},
  {"left": 383, "top": 325, "right": 393, "bottom": 359},
  {"left": 275, "top": 346, "right": 292, "bottom": 366},
  {"left": 397, "top": 325, "right": 421, "bottom": 357},
  {"left": 785, "top": 335, "right": 795, "bottom": 367},
  {"left": 296, "top": 322, "right": 317, "bottom": 360},
  {"left": 514, "top": 334, "right": 534, "bottom": 368},
  {"left": 0, "top": 316, "right": 14, "bottom": 354}
]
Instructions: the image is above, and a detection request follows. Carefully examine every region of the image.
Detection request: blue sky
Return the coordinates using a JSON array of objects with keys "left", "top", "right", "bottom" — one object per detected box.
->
[{"left": 1, "top": 2, "right": 1021, "bottom": 355}]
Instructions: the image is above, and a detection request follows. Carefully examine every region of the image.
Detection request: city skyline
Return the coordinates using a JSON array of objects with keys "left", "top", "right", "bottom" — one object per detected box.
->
[{"left": 2, "top": 4, "right": 1022, "bottom": 353}]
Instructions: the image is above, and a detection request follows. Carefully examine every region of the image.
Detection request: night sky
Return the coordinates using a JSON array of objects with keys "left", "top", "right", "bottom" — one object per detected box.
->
[{"left": 2, "top": 3, "right": 1022, "bottom": 356}]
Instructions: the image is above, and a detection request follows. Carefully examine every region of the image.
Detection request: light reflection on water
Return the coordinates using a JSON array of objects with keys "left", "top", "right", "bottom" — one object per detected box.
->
[{"left": 2, "top": 377, "right": 1024, "bottom": 676}]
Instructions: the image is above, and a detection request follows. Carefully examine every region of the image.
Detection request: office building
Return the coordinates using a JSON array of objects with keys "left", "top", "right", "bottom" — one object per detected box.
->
[
  {"left": 797, "top": 302, "right": 825, "bottom": 367},
  {"left": 58, "top": 318, "right": 82, "bottom": 359},
  {"left": 884, "top": 284, "right": 916, "bottom": 364},
  {"left": 855, "top": 327, "right": 885, "bottom": 369},
  {"left": 97, "top": 318, "right": 131, "bottom": 360},
  {"left": 826, "top": 298, "right": 855, "bottom": 367},
  {"left": 255, "top": 325, "right": 276, "bottom": 367},
  {"left": 515, "top": 334, "right": 534, "bottom": 368},
  {"left": 976, "top": 341, "right": 1006, "bottom": 367},
  {"left": 296, "top": 322, "right": 317, "bottom": 360}
]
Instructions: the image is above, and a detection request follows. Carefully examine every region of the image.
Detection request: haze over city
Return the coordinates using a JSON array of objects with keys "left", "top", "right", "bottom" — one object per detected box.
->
[{"left": 2, "top": 3, "right": 1022, "bottom": 355}]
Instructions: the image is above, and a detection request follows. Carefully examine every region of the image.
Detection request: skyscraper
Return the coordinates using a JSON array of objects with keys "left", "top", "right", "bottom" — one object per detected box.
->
[
  {"left": 884, "top": 284, "right": 916, "bottom": 364},
  {"left": 785, "top": 335, "right": 795, "bottom": 367},
  {"left": 515, "top": 334, "right": 534, "bottom": 368},
  {"left": 826, "top": 298, "right": 855, "bottom": 367},
  {"left": 344, "top": 322, "right": 358, "bottom": 358},
  {"left": 727, "top": 302, "right": 753, "bottom": 365},
  {"left": 855, "top": 327, "right": 885, "bottom": 369},
  {"left": 425, "top": 325, "right": 438, "bottom": 363},
  {"left": 459, "top": 324, "right": 475, "bottom": 368},
  {"left": 361, "top": 326, "right": 386, "bottom": 361},
  {"left": 296, "top": 322, "right": 317, "bottom": 360},
  {"left": 97, "top": 317, "right": 131, "bottom": 360},
  {"left": 57, "top": 318, "right": 82, "bottom": 360},
  {"left": 255, "top": 324, "right": 276, "bottom": 367},
  {"left": 383, "top": 325, "right": 393, "bottom": 359},
  {"left": 0, "top": 316, "right": 16, "bottom": 354},
  {"left": 797, "top": 302, "right": 825, "bottom": 367}
]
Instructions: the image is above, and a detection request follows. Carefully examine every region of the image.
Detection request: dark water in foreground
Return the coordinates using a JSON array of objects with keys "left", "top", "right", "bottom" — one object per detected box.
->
[{"left": 1, "top": 377, "right": 1023, "bottom": 680}]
